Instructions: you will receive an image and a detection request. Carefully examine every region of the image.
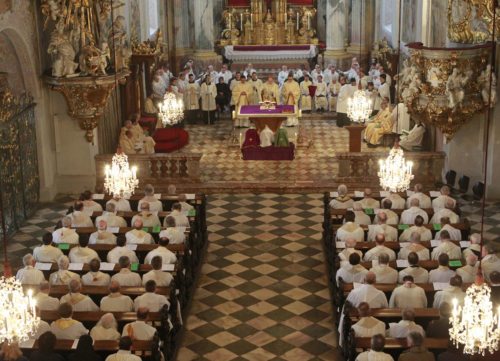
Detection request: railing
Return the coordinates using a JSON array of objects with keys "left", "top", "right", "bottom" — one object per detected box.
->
[
  {"left": 335, "top": 151, "right": 446, "bottom": 188},
  {"left": 95, "top": 153, "right": 203, "bottom": 188}
]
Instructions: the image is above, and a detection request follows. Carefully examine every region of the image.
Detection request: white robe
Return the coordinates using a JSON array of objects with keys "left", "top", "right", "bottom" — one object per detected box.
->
[
  {"left": 60, "top": 293, "right": 99, "bottom": 312},
  {"left": 101, "top": 293, "right": 134, "bottom": 312},
  {"left": 110, "top": 269, "right": 142, "bottom": 287},
  {"left": 397, "top": 244, "right": 431, "bottom": 261},
  {"left": 435, "top": 224, "right": 462, "bottom": 241},
  {"left": 400, "top": 123, "right": 425, "bottom": 149},
  {"left": 16, "top": 266, "right": 46, "bottom": 285},
  {"left": 314, "top": 82, "right": 328, "bottom": 109},
  {"left": 367, "top": 224, "right": 398, "bottom": 242},
  {"left": 399, "top": 225, "right": 432, "bottom": 242},
  {"left": 259, "top": 126, "right": 275, "bottom": 148},
  {"left": 481, "top": 254, "right": 500, "bottom": 282},
  {"left": 337, "top": 84, "right": 357, "bottom": 114},
  {"left": 95, "top": 212, "right": 127, "bottom": 228},
  {"left": 33, "top": 245, "right": 64, "bottom": 263},
  {"left": 345, "top": 284, "right": 388, "bottom": 308},
  {"left": 406, "top": 193, "right": 432, "bottom": 209},
  {"left": 82, "top": 271, "right": 111, "bottom": 286},
  {"left": 433, "top": 286, "right": 465, "bottom": 308},
  {"left": 360, "top": 198, "right": 380, "bottom": 209},
  {"left": 131, "top": 213, "right": 161, "bottom": 228},
  {"left": 336, "top": 264, "right": 369, "bottom": 286},
  {"left": 49, "top": 270, "right": 80, "bottom": 286},
  {"left": 107, "top": 246, "right": 139, "bottom": 264},
  {"left": 391, "top": 103, "right": 411, "bottom": 134},
  {"left": 374, "top": 209, "right": 399, "bottom": 225},
  {"left": 138, "top": 198, "right": 163, "bottom": 212},
  {"left": 90, "top": 325, "right": 121, "bottom": 341},
  {"left": 142, "top": 270, "right": 173, "bottom": 287},
  {"left": 400, "top": 207, "right": 429, "bottom": 224},
  {"left": 159, "top": 227, "right": 186, "bottom": 245},
  {"left": 106, "top": 198, "right": 132, "bottom": 212},
  {"left": 398, "top": 266, "right": 429, "bottom": 283},
  {"left": 338, "top": 248, "right": 363, "bottom": 266},
  {"left": 354, "top": 211, "right": 372, "bottom": 226},
  {"left": 456, "top": 264, "right": 477, "bottom": 283},
  {"left": 89, "top": 230, "right": 117, "bottom": 245},
  {"left": 52, "top": 227, "right": 79, "bottom": 244},
  {"left": 430, "top": 209, "right": 459, "bottom": 224},
  {"left": 389, "top": 284, "right": 428, "bottom": 308},
  {"left": 68, "top": 246, "right": 100, "bottom": 263},
  {"left": 200, "top": 82, "right": 217, "bottom": 111},
  {"left": 50, "top": 318, "right": 88, "bottom": 340},
  {"left": 429, "top": 266, "right": 456, "bottom": 283},
  {"left": 336, "top": 222, "right": 365, "bottom": 243},
  {"left": 144, "top": 247, "right": 177, "bottom": 265},
  {"left": 356, "top": 350, "right": 394, "bottom": 361},
  {"left": 134, "top": 292, "right": 170, "bottom": 312},
  {"left": 388, "top": 320, "right": 425, "bottom": 338},
  {"left": 122, "top": 320, "right": 157, "bottom": 340},
  {"left": 125, "top": 229, "right": 154, "bottom": 244},
  {"left": 369, "top": 264, "right": 398, "bottom": 283},
  {"left": 352, "top": 317, "right": 386, "bottom": 338},
  {"left": 35, "top": 293, "right": 60, "bottom": 311},
  {"left": 168, "top": 210, "right": 189, "bottom": 227},
  {"left": 381, "top": 195, "right": 405, "bottom": 209},
  {"left": 105, "top": 350, "right": 142, "bottom": 361},
  {"left": 432, "top": 195, "right": 456, "bottom": 211},
  {"left": 364, "top": 245, "right": 397, "bottom": 262},
  {"left": 431, "top": 241, "right": 462, "bottom": 260}
]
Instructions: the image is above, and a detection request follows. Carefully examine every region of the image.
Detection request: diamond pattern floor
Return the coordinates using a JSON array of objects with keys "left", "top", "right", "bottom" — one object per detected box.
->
[{"left": 177, "top": 193, "right": 341, "bottom": 361}]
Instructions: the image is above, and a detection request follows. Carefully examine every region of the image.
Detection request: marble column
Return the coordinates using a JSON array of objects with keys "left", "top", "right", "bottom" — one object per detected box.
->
[
  {"left": 347, "top": 0, "right": 373, "bottom": 56},
  {"left": 316, "top": 0, "right": 327, "bottom": 44},
  {"left": 324, "top": 0, "right": 351, "bottom": 67},
  {"left": 192, "top": 0, "right": 221, "bottom": 72},
  {"left": 173, "top": 0, "right": 193, "bottom": 71}
]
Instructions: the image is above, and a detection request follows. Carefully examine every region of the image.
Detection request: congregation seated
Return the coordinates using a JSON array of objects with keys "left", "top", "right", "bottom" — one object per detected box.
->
[
  {"left": 398, "top": 232, "right": 431, "bottom": 260},
  {"left": 329, "top": 184, "right": 354, "bottom": 209},
  {"left": 110, "top": 256, "right": 142, "bottom": 287},
  {"left": 125, "top": 219, "right": 154, "bottom": 245},
  {"left": 168, "top": 202, "right": 190, "bottom": 227},
  {"left": 106, "top": 194, "right": 132, "bottom": 212},
  {"left": 398, "top": 331, "right": 436, "bottom": 361},
  {"left": 60, "top": 279, "right": 99, "bottom": 312},
  {"left": 82, "top": 259, "right": 111, "bottom": 286},
  {"left": 431, "top": 231, "right": 461, "bottom": 260},
  {"left": 90, "top": 313, "right": 121, "bottom": 341},
  {"left": 159, "top": 216, "right": 186, "bottom": 244},
  {"left": 367, "top": 213, "right": 398, "bottom": 242},
  {"left": 370, "top": 253, "right": 398, "bottom": 284},
  {"left": 122, "top": 308, "right": 157, "bottom": 341},
  {"left": 67, "top": 334, "right": 101, "bottom": 361},
  {"left": 33, "top": 233, "right": 64, "bottom": 263},
  {"left": 387, "top": 309, "right": 425, "bottom": 338},
  {"left": 399, "top": 216, "right": 432, "bottom": 242},
  {"left": 353, "top": 202, "right": 372, "bottom": 225},
  {"left": 133, "top": 280, "right": 169, "bottom": 312},
  {"left": 398, "top": 253, "right": 429, "bottom": 283},
  {"left": 142, "top": 255, "right": 174, "bottom": 287},
  {"left": 429, "top": 254, "right": 456, "bottom": 283},
  {"left": 360, "top": 188, "right": 380, "bottom": 209},
  {"left": 336, "top": 211, "right": 364, "bottom": 242},
  {"left": 95, "top": 203, "right": 127, "bottom": 228},
  {"left": 381, "top": 192, "right": 406, "bottom": 210},
  {"left": 69, "top": 201, "right": 94, "bottom": 228},
  {"left": 89, "top": 220, "right": 117, "bottom": 245},
  {"left": 69, "top": 237, "right": 100, "bottom": 263},
  {"left": 50, "top": 303, "right": 88, "bottom": 340},
  {"left": 107, "top": 238, "right": 139, "bottom": 264},
  {"left": 364, "top": 234, "right": 397, "bottom": 262},
  {"left": 137, "top": 184, "right": 163, "bottom": 212},
  {"left": 406, "top": 184, "right": 431, "bottom": 209},
  {"left": 346, "top": 272, "right": 388, "bottom": 309},
  {"left": 336, "top": 253, "right": 368, "bottom": 286},
  {"left": 481, "top": 244, "right": 500, "bottom": 282},
  {"left": 131, "top": 202, "right": 161, "bottom": 228},
  {"left": 49, "top": 255, "right": 80, "bottom": 286},
  {"left": 79, "top": 190, "right": 103, "bottom": 213},
  {"left": 16, "top": 253, "right": 45, "bottom": 285},
  {"left": 355, "top": 334, "right": 394, "bottom": 361},
  {"left": 178, "top": 193, "right": 194, "bottom": 213},
  {"left": 338, "top": 238, "right": 363, "bottom": 266},
  {"left": 100, "top": 281, "right": 134, "bottom": 312},
  {"left": 351, "top": 302, "right": 386, "bottom": 338},
  {"left": 389, "top": 275, "right": 427, "bottom": 308},
  {"left": 426, "top": 303, "right": 451, "bottom": 338},
  {"left": 375, "top": 200, "right": 399, "bottom": 225},
  {"left": 431, "top": 186, "right": 456, "bottom": 211},
  {"left": 401, "top": 199, "right": 428, "bottom": 224},
  {"left": 455, "top": 254, "right": 477, "bottom": 283},
  {"left": 29, "top": 331, "right": 65, "bottom": 361},
  {"left": 52, "top": 216, "right": 79, "bottom": 244},
  {"left": 435, "top": 217, "right": 461, "bottom": 241},
  {"left": 430, "top": 199, "right": 459, "bottom": 224},
  {"left": 462, "top": 233, "right": 481, "bottom": 258},
  {"left": 35, "top": 281, "right": 60, "bottom": 311},
  {"left": 432, "top": 276, "right": 465, "bottom": 308},
  {"left": 144, "top": 238, "right": 177, "bottom": 265},
  {"left": 105, "top": 336, "right": 141, "bottom": 361}
]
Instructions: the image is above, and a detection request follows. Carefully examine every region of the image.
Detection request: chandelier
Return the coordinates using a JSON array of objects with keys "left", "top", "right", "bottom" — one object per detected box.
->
[
  {"left": 0, "top": 277, "right": 39, "bottom": 344},
  {"left": 158, "top": 92, "right": 184, "bottom": 126},
  {"left": 347, "top": 89, "right": 373, "bottom": 123},
  {"left": 104, "top": 151, "right": 139, "bottom": 199},
  {"left": 378, "top": 144, "right": 414, "bottom": 192},
  {"left": 450, "top": 282, "right": 499, "bottom": 355}
]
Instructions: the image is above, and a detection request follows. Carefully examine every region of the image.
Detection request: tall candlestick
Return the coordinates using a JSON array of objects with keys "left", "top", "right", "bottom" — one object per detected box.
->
[
  {"left": 296, "top": 12, "right": 299, "bottom": 30},
  {"left": 240, "top": 13, "right": 243, "bottom": 31},
  {"left": 250, "top": 13, "right": 253, "bottom": 30},
  {"left": 307, "top": 14, "right": 310, "bottom": 30}
]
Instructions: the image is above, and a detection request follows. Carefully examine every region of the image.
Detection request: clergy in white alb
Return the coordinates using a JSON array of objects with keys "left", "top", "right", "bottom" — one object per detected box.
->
[
  {"left": 335, "top": 252, "right": 368, "bottom": 286},
  {"left": 381, "top": 193, "right": 405, "bottom": 209},
  {"left": 95, "top": 203, "right": 127, "bottom": 228},
  {"left": 431, "top": 231, "right": 462, "bottom": 260},
  {"left": 400, "top": 199, "right": 429, "bottom": 224},
  {"left": 429, "top": 254, "right": 456, "bottom": 283},
  {"left": 131, "top": 202, "right": 161, "bottom": 228},
  {"left": 314, "top": 75, "right": 328, "bottom": 111},
  {"left": 144, "top": 238, "right": 177, "bottom": 265},
  {"left": 400, "top": 121, "right": 426, "bottom": 150},
  {"left": 435, "top": 218, "right": 462, "bottom": 241},
  {"left": 329, "top": 184, "right": 354, "bottom": 209},
  {"left": 480, "top": 245, "right": 500, "bottom": 282},
  {"left": 69, "top": 201, "right": 94, "bottom": 227},
  {"left": 159, "top": 216, "right": 186, "bottom": 245},
  {"left": 90, "top": 313, "right": 121, "bottom": 341},
  {"left": 387, "top": 309, "right": 425, "bottom": 338},
  {"left": 389, "top": 276, "right": 428, "bottom": 308},
  {"left": 367, "top": 213, "right": 398, "bottom": 242},
  {"left": 89, "top": 220, "right": 117, "bottom": 245},
  {"left": 432, "top": 275, "right": 465, "bottom": 308},
  {"left": 369, "top": 253, "right": 398, "bottom": 283},
  {"left": 49, "top": 255, "right": 80, "bottom": 286},
  {"left": 142, "top": 256, "right": 174, "bottom": 287},
  {"left": 122, "top": 308, "right": 157, "bottom": 341},
  {"left": 168, "top": 202, "right": 190, "bottom": 227},
  {"left": 16, "top": 253, "right": 46, "bottom": 285},
  {"left": 60, "top": 279, "right": 99, "bottom": 312},
  {"left": 398, "top": 252, "right": 429, "bottom": 283},
  {"left": 50, "top": 303, "right": 89, "bottom": 340},
  {"left": 364, "top": 234, "right": 397, "bottom": 261},
  {"left": 52, "top": 216, "right": 80, "bottom": 244},
  {"left": 391, "top": 103, "right": 411, "bottom": 134},
  {"left": 462, "top": 233, "right": 481, "bottom": 259},
  {"left": 33, "top": 233, "right": 64, "bottom": 262},
  {"left": 353, "top": 202, "right": 372, "bottom": 225},
  {"left": 125, "top": 219, "right": 154, "bottom": 245},
  {"left": 133, "top": 280, "right": 170, "bottom": 312},
  {"left": 100, "top": 281, "right": 134, "bottom": 312},
  {"left": 110, "top": 256, "right": 142, "bottom": 287},
  {"left": 106, "top": 196, "right": 132, "bottom": 212},
  {"left": 359, "top": 188, "right": 381, "bottom": 209},
  {"left": 68, "top": 237, "right": 100, "bottom": 263},
  {"left": 345, "top": 272, "right": 389, "bottom": 308},
  {"left": 338, "top": 238, "right": 363, "bottom": 267},
  {"left": 430, "top": 203, "right": 459, "bottom": 224},
  {"left": 336, "top": 211, "right": 365, "bottom": 243},
  {"left": 354, "top": 334, "right": 394, "bottom": 361},
  {"left": 82, "top": 258, "right": 111, "bottom": 286},
  {"left": 107, "top": 238, "right": 139, "bottom": 264},
  {"left": 34, "top": 281, "right": 60, "bottom": 311},
  {"left": 137, "top": 184, "right": 163, "bottom": 212},
  {"left": 431, "top": 186, "right": 456, "bottom": 210},
  {"left": 374, "top": 200, "right": 399, "bottom": 225},
  {"left": 351, "top": 302, "right": 386, "bottom": 338},
  {"left": 406, "top": 184, "right": 432, "bottom": 209},
  {"left": 104, "top": 338, "right": 142, "bottom": 361},
  {"left": 456, "top": 254, "right": 478, "bottom": 283},
  {"left": 399, "top": 216, "right": 432, "bottom": 243}
]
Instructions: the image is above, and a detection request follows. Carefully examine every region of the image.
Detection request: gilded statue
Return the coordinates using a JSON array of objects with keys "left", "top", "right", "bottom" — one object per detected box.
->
[
  {"left": 263, "top": 10, "right": 276, "bottom": 45},
  {"left": 48, "top": 19, "right": 79, "bottom": 77}
]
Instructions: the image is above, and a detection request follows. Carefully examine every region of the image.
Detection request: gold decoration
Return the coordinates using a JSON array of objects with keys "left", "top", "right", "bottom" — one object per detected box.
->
[
  {"left": 448, "top": 0, "right": 500, "bottom": 43},
  {"left": 371, "top": 38, "right": 395, "bottom": 72},
  {"left": 132, "top": 29, "right": 163, "bottom": 55}
]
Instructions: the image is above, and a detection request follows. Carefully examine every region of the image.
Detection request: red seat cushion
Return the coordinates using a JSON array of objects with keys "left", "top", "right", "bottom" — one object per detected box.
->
[{"left": 153, "top": 128, "right": 189, "bottom": 153}]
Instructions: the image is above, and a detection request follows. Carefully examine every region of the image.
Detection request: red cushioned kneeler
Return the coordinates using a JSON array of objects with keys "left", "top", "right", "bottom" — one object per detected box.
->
[{"left": 153, "top": 128, "right": 189, "bottom": 153}]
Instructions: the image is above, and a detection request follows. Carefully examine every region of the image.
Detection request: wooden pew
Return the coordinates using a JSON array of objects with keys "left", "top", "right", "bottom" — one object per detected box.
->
[
  {"left": 334, "top": 240, "right": 463, "bottom": 252},
  {"left": 358, "top": 259, "right": 464, "bottom": 271},
  {"left": 330, "top": 208, "right": 436, "bottom": 221},
  {"left": 348, "top": 307, "right": 440, "bottom": 325},
  {"left": 90, "top": 211, "right": 195, "bottom": 227},
  {"left": 21, "top": 339, "right": 157, "bottom": 354},
  {"left": 23, "top": 285, "right": 171, "bottom": 300},
  {"left": 93, "top": 194, "right": 203, "bottom": 213}
]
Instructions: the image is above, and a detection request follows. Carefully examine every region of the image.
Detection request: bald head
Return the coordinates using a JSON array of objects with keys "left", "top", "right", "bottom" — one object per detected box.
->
[
  {"left": 375, "top": 234, "right": 385, "bottom": 245},
  {"left": 410, "top": 198, "right": 420, "bottom": 207},
  {"left": 440, "top": 186, "right": 451, "bottom": 196},
  {"left": 346, "top": 238, "right": 357, "bottom": 248},
  {"left": 469, "top": 233, "right": 481, "bottom": 245},
  {"left": 466, "top": 254, "right": 477, "bottom": 266},
  {"left": 377, "top": 212, "right": 387, "bottom": 224},
  {"left": 364, "top": 272, "right": 376, "bottom": 284},
  {"left": 109, "top": 280, "right": 121, "bottom": 293}
]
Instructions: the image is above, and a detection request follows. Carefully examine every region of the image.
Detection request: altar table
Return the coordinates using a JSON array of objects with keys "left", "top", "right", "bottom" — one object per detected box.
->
[
  {"left": 223, "top": 45, "right": 318, "bottom": 62},
  {"left": 236, "top": 105, "right": 299, "bottom": 132}
]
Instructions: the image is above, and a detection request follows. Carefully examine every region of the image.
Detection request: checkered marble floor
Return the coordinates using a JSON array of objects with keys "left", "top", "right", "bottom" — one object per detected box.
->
[{"left": 176, "top": 193, "right": 341, "bottom": 361}]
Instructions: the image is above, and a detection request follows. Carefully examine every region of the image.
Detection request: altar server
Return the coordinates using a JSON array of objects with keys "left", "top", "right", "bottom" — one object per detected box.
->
[
  {"left": 299, "top": 73, "right": 313, "bottom": 112},
  {"left": 314, "top": 75, "right": 328, "bottom": 112},
  {"left": 281, "top": 73, "right": 300, "bottom": 126},
  {"left": 374, "top": 73, "right": 391, "bottom": 111},
  {"left": 337, "top": 78, "right": 357, "bottom": 127},
  {"left": 249, "top": 72, "right": 263, "bottom": 105},
  {"left": 328, "top": 78, "right": 341, "bottom": 112},
  {"left": 200, "top": 75, "right": 217, "bottom": 124},
  {"left": 184, "top": 73, "right": 200, "bottom": 122}
]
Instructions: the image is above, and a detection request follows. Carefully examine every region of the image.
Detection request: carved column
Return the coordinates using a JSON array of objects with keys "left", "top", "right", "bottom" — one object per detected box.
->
[
  {"left": 192, "top": 0, "right": 221, "bottom": 73},
  {"left": 347, "top": 0, "right": 373, "bottom": 57},
  {"left": 324, "top": 0, "right": 350, "bottom": 67}
]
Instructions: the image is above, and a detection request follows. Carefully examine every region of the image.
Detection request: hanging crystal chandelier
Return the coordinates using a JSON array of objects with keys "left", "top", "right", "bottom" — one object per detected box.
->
[
  {"left": 158, "top": 92, "right": 184, "bottom": 127},
  {"left": 347, "top": 89, "right": 373, "bottom": 123},
  {"left": 450, "top": 281, "right": 500, "bottom": 355},
  {"left": 0, "top": 277, "right": 39, "bottom": 344},
  {"left": 104, "top": 151, "right": 139, "bottom": 199},
  {"left": 378, "top": 144, "right": 414, "bottom": 192}
]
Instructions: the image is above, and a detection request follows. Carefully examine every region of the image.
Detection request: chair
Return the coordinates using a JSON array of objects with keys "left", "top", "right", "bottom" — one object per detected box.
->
[
  {"left": 472, "top": 182, "right": 484, "bottom": 201},
  {"left": 445, "top": 170, "right": 457, "bottom": 188},
  {"left": 457, "top": 175, "right": 469, "bottom": 195}
]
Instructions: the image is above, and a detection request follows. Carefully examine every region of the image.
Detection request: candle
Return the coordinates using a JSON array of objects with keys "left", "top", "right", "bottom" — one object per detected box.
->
[
  {"left": 250, "top": 13, "right": 253, "bottom": 30},
  {"left": 240, "top": 13, "right": 243, "bottom": 30},
  {"left": 296, "top": 12, "right": 299, "bottom": 30},
  {"left": 307, "top": 14, "right": 310, "bottom": 30},
  {"left": 239, "top": 132, "right": 242, "bottom": 147},
  {"left": 285, "top": 12, "right": 287, "bottom": 25}
]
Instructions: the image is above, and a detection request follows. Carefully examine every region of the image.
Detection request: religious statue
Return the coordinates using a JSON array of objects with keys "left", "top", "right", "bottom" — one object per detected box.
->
[
  {"left": 41, "top": 0, "right": 62, "bottom": 24},
  {"left": 243, "top": 19, "right": 252, "bottom": 45},
  {"left": 221, "top": 8, "right": 241, "bottom": 45},
  {"left": 478, "top": 65, "right": 498, "bottom": 108},
  {"left": 263, "top": 10, "right": 276, "bottom": 45},
  {"left": 79, "top": 41, "right": 101, "bottom": 76},
  {"left": 108, "top": 15, "right": 130, "bottom": 71},
  {"left": 427, "top": 66, "right": 443, "bottom": 88},
  {"left": 446, "top": 68, "right": 466, "bottom": 110},
  {"left": 48, "top": 19, "right": 79, "bottom": 77}
]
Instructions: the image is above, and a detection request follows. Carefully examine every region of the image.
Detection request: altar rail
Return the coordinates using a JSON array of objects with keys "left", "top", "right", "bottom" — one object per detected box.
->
[
  {"left": 95, "top": 153, "right": 203, "bottom": 189},
  {"left": 335, "top": 151, "right": 446, "bottom": 189}
]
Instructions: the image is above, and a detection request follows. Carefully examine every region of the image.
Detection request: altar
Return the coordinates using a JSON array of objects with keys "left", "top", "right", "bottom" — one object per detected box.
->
[
  {"left": 235, "top": 104, "right": 299, "bottom": 131},
  {"left": 223, "top": 45, "right": 318, "bottom": 62}
]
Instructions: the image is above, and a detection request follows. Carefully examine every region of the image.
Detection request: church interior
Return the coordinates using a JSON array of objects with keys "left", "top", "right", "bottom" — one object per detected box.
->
[{"left": 0, "top": 0, "right": 500, "bottom": 360}]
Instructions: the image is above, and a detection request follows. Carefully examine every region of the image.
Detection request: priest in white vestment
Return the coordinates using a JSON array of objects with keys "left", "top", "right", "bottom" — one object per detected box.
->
[
  {"left": 110, "top": 256, "right": 142, "bottom": 287},
  {"left": 131, "top": 202, "right": 161, "bottom": 228},
  {"left": 381, "top": 192, "right": 405, "bottom": 209},
  {"left": 398, "top": 231, "right": 431, "bottom": 260},
  {"left": 96, "top": 203, "right": 127, "bottom": 228},
  {"left": 16, "top": 254, "right": 46, "bottom": 285},
  {"left": 351, "top": 302, "right": 386, "bottom": 338},
  {"left": 159, "top": 216, "right": 186, "bottom": 245},
  {"left": 34, "top": 281, "right": 60, "bottom": 311},
  {"left": 259, "top": 125, "right": 275, "bottom": 148},
  {"left": 481, "top": 245, "right": 500, "bottom": 282},
  {"left": 429, "top": 254, "right": 456, "bottom": 283},
  {"left": 462, "top": 233, "right": 481, "bottom": 258},
  {"left": 100, "top": 281, "right": 134, "bottom": 312},
  {"left": 399, "top": 216, "right": 432, "bottom": 243},
  {"left": 329, "top": 184, "right": 354, "bottom": 209},
  {"left": 406, "top": 184, "right": 432, "bottom": 209},
  {"left": 68, "top": 237, "right": 100, "bottom": 263},
  {"left": 435, "top": 217, "right": 462, "bottom": 241},
  {"left": 336, "top": 252, "right": 368, "bottom": 286},
  {"left": 137, "top": 184, "right": 163, "bottom": 212},
  {"left": 398, "top": 252, "right": 430, "bottom": 283},
  {"left": 52, "top": 216, "right": 79, "bottom": 244},
  {"left": 122, "top": 308, "right": 157, "bottom": 341},
  {"left": 314, "top": 75, "right": 328, "bottom": 112},
  {"left": 430, "top": 199, "right": 459, "bottom": 224},
  {"left": 106, "top": 195, "right": 132, "bottom": 212},
  {"left": 387, "top": 309, "right": 425, "bottom": 338},
  {"left": 338, "top": 238, "right": 363, "bottom": 267},
  {"left": 336, "top": 211, "right": 365, "bottom": 243},
  {"left": 354, "top": 334, "right": 394, "bottom": 361},
  {"left": 60, "top": 279, "right": 99, "bottom": 312},
  {"left": 168, "top": 203, "right": 190, "bottom": 227},
  {"left": 69, "top": 202, "right": 94, "bottom": 227},
  {"left": 431, "top": 186, "right": 456, "bottom": 210},
  {"left": 400, "top": 199, "right": 429, "bottom": 224},
  {"left": 144, "top": 238, "right": 177, "bottom": 265},
  {"left": 389, "top": 275, "right": 428, "bottom": 308},
  {"left": 33, "top": 233, "right": 64, "bottom": 263},
  {"left": 134, "top": 280, "right": 170, "bottom": 312},
  {"left": 90, "top": 313, "right": 121, "bottom": 341},
  {"left": 89, "top": 220, "right": 117, "bottom": 245},
  {"left": 391, "top": 103, "right": 411, "bottom": 134},
  {"left": 82, "top": 258, "right": 111, "bottom": 286},
  {"left": 369, "top": 253, "right": 398, "bottom": 283},
  {"left": 50, "top": 303, "right": 89, "bottom": 340},
  {"left": 367, "top": 213, "right": 398, "bottom": 242},
  {"left": 142, "top": 255, "right": 174, "bottom": 287},
  {"left": 359, "top": 188, "right": 380, "bottom": 209},
  {"left": 433, "top": 275, "right": 465, "bottom": 308},
  {"left": 49, "top": 255, "right": 80, "bottom": 285},
  {"left": 125, "top": 219, "right": 154, "bottom": 245},
  {"left": 345, "top": 273, "right": 389, "bottom": 308},
  {"left": 353, "top": 202, "right": 372, "bottom": 225},
  {"left": 400, "top": 121, "right": 426, "bottom": 150},
  {"left": 374, "top": 200, "right": 399, "bottom": 225},
  {"left": 107, "top": 238, "right": 139, "bottom": 264},
  {"left": 456, "top": 254, "right": 478, "bottom": 283},
  {"left": 431, "top": 231, "right": 462, "bottom": 260}
]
